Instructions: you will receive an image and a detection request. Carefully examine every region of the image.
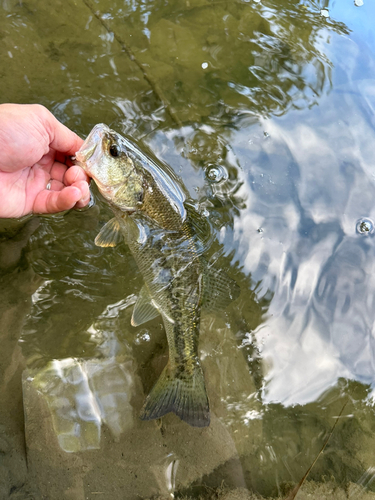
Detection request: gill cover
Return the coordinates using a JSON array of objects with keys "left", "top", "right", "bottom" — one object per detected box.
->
[{"left": 114, "top": 131, "right": 187, "bottom": 222}]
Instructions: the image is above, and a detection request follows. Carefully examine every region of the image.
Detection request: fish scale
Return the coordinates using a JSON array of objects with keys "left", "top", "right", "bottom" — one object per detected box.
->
[{"left": 122, "top": 215, "right": 202, "bottom": 370}]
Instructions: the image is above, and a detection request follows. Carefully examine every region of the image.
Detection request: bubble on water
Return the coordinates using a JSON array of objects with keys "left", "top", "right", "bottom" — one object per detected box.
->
[
  {"left": 206, "top": 165, "right": 228, "bottom": 183},
  {"left": 354, "top": 0, "right": 363, "bottom": 6},
  {"left": 356, "top": 218, "right": 374, "bottom": 235},
  {"left": 320, "top": 8, "right": 329, "bottom": 17}
]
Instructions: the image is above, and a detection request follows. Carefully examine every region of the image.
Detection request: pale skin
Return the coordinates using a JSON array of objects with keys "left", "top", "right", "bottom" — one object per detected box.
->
[{"left": 0, "top": 103, "right": 90, "bottom": 218}]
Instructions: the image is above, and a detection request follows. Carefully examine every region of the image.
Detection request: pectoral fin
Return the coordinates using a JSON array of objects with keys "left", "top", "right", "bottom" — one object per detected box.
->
[
  {"left": 95, "top": 218, "right": 123, "bottom": 247},
  {"left": 131, "top": 285, "right": 160, "bottom": 326},
  {"left": 202, "top": 262, "right": 240, "bottom": 312}
]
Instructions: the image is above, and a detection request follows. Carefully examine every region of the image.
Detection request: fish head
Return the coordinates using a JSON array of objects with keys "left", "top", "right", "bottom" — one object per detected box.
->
[
  {"left": 75, "top": 123, "right": 143, "bottom": 211},
  {"left": 76, "top": 124, "right": 187, "bottom": 228}
]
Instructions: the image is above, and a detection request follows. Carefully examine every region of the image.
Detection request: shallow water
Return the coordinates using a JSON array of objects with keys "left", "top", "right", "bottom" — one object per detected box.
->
[{"left": 1, "top": 0, "right": 375, "bottom": 498}]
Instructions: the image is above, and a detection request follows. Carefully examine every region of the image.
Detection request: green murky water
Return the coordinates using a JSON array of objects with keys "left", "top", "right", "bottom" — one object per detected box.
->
[{"left": 1, "top": 0, "right": 375, "bottom": 498}]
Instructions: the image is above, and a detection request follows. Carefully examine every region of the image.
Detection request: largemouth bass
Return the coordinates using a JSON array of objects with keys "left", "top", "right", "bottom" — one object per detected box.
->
[{"left": 75, "top": 124, "right": 239, "bottom": 427}]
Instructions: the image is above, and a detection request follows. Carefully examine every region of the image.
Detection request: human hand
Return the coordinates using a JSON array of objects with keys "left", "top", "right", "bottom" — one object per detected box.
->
[{"left": 0, "top": 103, "right": 90, "bottom": 218}]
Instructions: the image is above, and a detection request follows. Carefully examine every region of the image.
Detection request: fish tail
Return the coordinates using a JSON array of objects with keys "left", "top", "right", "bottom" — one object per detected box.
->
[{"left": 140, "top": 362, "right": 210, "bottom": 427}]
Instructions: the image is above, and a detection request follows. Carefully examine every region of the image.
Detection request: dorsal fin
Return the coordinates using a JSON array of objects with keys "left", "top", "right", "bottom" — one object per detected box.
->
[{"left": 202, "top": 262, "right": 240, "bottom": 312}]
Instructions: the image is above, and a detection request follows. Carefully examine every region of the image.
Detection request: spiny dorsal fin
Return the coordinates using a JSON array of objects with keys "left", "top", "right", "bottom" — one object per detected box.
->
[
  {"left": 95, "top": 218, "right": 122, "bottom": 247},
  {"left": 140, "top": 362, "right": 210, "bottom": 427},
  {"left": 131, "top": 285, "right": 160, "bottom": 326},
  {"left": 202, "top": 262, "right": 240, "bottom": 312}
]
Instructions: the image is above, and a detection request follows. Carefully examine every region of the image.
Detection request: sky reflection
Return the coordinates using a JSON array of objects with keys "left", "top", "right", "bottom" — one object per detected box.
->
[
  {"left": 2, "top": 0, "right": 375, "bottom": 496},
  {"left": 228, "top": 73, "right": 375, "bottom": 405}
]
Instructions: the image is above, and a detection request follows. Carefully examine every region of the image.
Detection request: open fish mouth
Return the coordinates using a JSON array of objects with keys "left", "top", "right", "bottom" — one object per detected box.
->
[
  {"left": 75, "top": 123, "right": 110, "bottom": 166},
  {"left": 75, "top": 142, "right": 97, "bottom": 164}
]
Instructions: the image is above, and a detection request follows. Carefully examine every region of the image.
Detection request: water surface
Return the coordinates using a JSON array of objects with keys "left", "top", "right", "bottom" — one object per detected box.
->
[{"left": 1, "top": 0, "right": 375, "bottom": 498}]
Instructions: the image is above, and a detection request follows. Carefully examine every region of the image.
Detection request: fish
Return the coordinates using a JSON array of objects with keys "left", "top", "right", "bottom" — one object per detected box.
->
[{"left": 75, "top": 123, "right": 240, "bottom": 427}]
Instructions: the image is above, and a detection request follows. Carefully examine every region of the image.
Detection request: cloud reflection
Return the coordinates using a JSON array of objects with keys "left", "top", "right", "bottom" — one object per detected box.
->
[{"left": 227, "top": 79, "right": 375, "bottom": 406}]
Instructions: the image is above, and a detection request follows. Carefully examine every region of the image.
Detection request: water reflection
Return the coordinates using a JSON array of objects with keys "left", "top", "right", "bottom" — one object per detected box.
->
[
  {"left": 26, "top": 355, "right": 138, "bottom": 452},
  {"left": 1, "top": 0, "right": 375, "bottom": 496},
  {"left": 230, "top": 82, "right": 375, "bottom": 408},
  {"left": 96, "top": 0, "right": 349, "bottom": 125}
]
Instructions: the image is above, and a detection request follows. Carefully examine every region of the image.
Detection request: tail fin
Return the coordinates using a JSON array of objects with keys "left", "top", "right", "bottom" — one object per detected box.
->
[{"left": 140, "top": 363, "right": 210, "bottom": 427}]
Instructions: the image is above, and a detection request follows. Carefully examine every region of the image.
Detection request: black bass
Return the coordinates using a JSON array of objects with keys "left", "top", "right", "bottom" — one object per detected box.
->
[{"left": 75, "top": 124, "right": 239, "bottom": 427}]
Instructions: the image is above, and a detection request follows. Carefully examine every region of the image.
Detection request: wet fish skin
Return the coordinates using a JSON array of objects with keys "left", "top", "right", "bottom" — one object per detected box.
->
[
  {"left": 76, "top": 124, "right": 239, "bottom": 427},
  {"left": 121, "top": 212, "right": 210, "bottom": 427}
]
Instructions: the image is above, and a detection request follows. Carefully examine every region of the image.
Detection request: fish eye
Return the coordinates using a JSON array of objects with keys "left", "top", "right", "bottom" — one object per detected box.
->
[{"left": 109, "top": 143, "right": 120, "bottom": 157}]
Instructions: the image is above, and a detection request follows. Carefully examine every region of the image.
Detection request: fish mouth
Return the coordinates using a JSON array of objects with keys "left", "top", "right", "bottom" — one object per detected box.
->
[
  {"left": 75, "top": 123, "right": 111, "bottom": 167},
  {"left": 76, "top": 142, "right": 96, "bottom": 164}
]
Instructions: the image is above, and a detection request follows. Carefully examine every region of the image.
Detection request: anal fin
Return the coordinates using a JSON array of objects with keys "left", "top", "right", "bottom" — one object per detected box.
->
[{"left": 131, "top": 285, "right": 160, "bottom": 326}]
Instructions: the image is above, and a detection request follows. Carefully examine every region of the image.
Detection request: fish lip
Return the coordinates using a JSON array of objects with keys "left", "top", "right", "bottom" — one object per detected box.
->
[
  {"left": 75, "top": 123, "right": 111, "bottom": 166},
  {"left": 75, "top": 142, "right": 96, "bottom": 164}
]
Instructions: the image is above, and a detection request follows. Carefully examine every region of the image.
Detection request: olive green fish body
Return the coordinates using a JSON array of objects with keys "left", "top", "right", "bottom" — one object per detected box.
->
[
  {"left": 119, "top": 212, "right": 209, "bottom": 426},
  {"left": 76, "top": 124, "right": 239, "bottom": 427}
]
